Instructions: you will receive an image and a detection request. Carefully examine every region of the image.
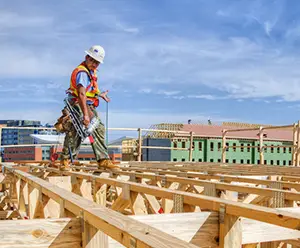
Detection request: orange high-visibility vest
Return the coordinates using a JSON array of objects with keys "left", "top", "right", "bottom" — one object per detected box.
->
[{"left": 67, "top": 62, "right": 100, "bottom": 106}]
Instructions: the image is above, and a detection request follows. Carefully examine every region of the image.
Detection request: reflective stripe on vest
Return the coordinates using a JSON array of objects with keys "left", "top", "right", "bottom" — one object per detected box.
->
[{"left": 68, "top": 63, "right": 100, "bottom": 100}]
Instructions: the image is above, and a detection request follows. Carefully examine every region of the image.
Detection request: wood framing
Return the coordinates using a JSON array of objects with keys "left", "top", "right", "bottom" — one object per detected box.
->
[{"left": 2, "top": 161, "right": 300, "bottom": 247}]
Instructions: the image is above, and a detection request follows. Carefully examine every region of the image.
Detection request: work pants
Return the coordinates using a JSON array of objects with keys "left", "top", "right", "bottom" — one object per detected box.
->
[{"left": 60, "top": 103, "right": 109, "bottom": 161}]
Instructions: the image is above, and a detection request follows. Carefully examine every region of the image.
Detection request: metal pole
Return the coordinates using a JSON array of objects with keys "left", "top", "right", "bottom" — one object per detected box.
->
[
  {"left": 292, "top": 123, "right": 297, "bottom": 166},
  {"left": 138, "top": 128, "right": 142, "bottom": 162},
  {"left": 189, "top": 131, "right": 194, "bottom": 162},
  {"left": 106, "top": 102, "right": 109, "bottom": 146},
  {"left": 297, "top": 121, "right": 300, "bottom": 166}
]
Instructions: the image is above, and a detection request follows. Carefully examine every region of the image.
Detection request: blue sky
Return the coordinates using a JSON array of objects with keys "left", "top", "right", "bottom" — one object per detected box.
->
[{"left": 1, "top": 0, "right": 300, "bottom": 135}]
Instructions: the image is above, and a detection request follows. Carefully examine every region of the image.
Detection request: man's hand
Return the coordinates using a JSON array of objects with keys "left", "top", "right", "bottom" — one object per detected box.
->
[
  {"left": 99, "top": 90, "right": 110, "bottom": 102},
  {"left": 83, "top": 115, "right": 90, "bottom": 127}
]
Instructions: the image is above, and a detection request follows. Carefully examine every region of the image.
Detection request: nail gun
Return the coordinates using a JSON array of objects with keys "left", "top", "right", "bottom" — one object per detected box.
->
[{"left": 63, "top": 98, "right": 99, "bottom": 142}]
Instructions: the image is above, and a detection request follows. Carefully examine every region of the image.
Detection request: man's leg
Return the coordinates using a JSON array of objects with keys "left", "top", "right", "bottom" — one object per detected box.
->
[
  {"left": 60, "top": 127, "right": 82, "bottom": 169},
  {"left": 90, "top": 109, "right": 119, "bottom": 169}
]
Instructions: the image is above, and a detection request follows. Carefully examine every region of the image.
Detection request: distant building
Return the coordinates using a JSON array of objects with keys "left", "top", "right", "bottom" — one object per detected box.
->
[
  {"left": 1, "top": 120, "right": 41, "bottom": 162},
  {"left": 3, "top": 147, "right": 42, "bottom": 162},
  {"left": 142, "top": 122, "right": 294, "bottom": 165},
  {"left": 1, "top": 120, "right": 41, "bottom": 146}
]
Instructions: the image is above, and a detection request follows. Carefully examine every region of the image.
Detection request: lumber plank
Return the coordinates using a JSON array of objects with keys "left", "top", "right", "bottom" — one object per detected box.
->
[
  {"left": 52, "top": 169, "right": 300, "bottom": 231},
  {"left": 0, "top": 218, "right": 81, "bottom": 248},
  {"left": 5, "top": 166, "right": 199, "bottom": 248}
]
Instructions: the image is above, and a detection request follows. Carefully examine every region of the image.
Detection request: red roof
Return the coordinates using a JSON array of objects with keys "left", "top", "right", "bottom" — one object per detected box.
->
[{"left": 178, "top": 124, "right": 293, "bottom": 141}]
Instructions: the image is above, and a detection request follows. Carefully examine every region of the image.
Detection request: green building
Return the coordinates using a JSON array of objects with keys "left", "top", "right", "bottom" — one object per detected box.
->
[
  {"left": 143, "top": 123, "right": 294, "bottom": 165},
  {"left": 170, "top": 138, "right": 293, "bottom": 165}
]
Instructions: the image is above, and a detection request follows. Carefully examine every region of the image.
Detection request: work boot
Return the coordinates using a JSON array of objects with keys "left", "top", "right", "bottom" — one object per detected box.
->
[
  {"left": 98, "top": 159, "right": 120, "bottom": 169},
  {"left": 60, "top": 159, "right": 70, "bottom": 171}
]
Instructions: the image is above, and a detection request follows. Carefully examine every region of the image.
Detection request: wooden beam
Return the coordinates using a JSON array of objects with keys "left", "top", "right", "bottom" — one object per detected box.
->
[
  {"left": 219, "top": 204, "right": 242, "bottom": 248},
  {"left": 5, "top": 166, "right": 199, "bottom": 248},
  {"left": 50, "top": 169, "right": 300, "bottom": 231}
]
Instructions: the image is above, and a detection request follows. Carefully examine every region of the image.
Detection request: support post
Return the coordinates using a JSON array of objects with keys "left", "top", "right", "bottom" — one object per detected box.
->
[
  {"left": 297, "top": 121, "right": 300, "bottom": 166},
  {"left": 259, "top": 126, "right": 264, "bottom": 165},
  {"left": 189, "top": 131, "right": 194, "bottom": 162},
  {"left": 219, "top": 204, "right": 242, "bottom": 248},
  {"left": 82, "top": 184, "right": 108, "bottom": 247},
  {"left": 137, "top": 128, "right": 142, "bottom": 162},
  {"left": 0, "top": 126, "right": 2, "bottom": 163},
  {"left": 222, "top": 130, "right": 227, "bottom": 163},
  {"left": 292, "top": 123, "right": 297, "bottom": 166}
]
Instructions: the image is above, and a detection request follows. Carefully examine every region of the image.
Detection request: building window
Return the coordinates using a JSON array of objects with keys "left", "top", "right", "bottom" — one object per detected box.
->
[
  {"left": 283, "top": 160, "right": 286, "bottom": 165},
  {"left": 241, "top": 144, "right": 244, "bottom": 152},
  {"left": 277, "top": 147, "right": 280, "bottom": 153},
  {"left": 210, "top": 142, "right": 214, "bottom": 151},
  {"left": 264, "top": 160, "right": 267, "bottom": 165},
  {"left": 241, "top": 159, "right": 244, "bottom": 164},
  {"left": 182, "top": 158, "right": 185, "bottom": 162},
  {"left": 182, "top": 142, "right": 186, "bottom": 148},
  {"left": 283, "top": 147, "right": 286, "bottom": 153},
  {"left": 277, "top": 160, "right": 280, "bottom": 165},
  {"left": 233, "top": 143, "right": 236, "bottom": 152},
  {"left": 210, "top": 159, "right": 214, "bottom": 162},
  {"left": 289, "top": 160, "right": 292, "bottom": 165},
  {"left": 247, "top": 144, "right": 250, "bottom": 152},
  {"left": 218, "top": 159, "right": 221, "bottom": 162},
  {"left": 270, "top": 160, "right": 273, "bottom": 165},
  {"left": 218, "top": 142, "right": 221, "bottom": 151},
  {"left": 226, "top": 159, "right": 229, "bottom": 163},
  {"left": 247, "top": 159, "right": 250, "bottom": 164},
  {"left": 289, "top": 147, "right": 292, "bottom": 153},
  {"left": 232, "top": 159, "right": 236, "bottom": 163},
  {"left": 173, "top": 158, "right": 177, "bottom": 161},
  {"left": 198, "top": 158, "right": 202, "bottom": 162},
  {"left": 173, "top": 142, "right": 177, "bottom": 148},
  {"left": 199, "top": 142, "right": 202, "bottom": 151},
  {"left": 258, "top": 160, "right": 260, "bottom": 164},
  {"left": 271, "top": 145, "right": 274, "bottom": 153},
  {"left": 226, "top": 143, "right": 229, "bottom": 151},
  {"left": 192, "top": 158, "right": 195, "bottom": 162}
]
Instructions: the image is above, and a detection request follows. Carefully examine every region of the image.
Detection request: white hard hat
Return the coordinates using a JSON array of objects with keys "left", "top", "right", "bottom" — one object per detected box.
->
[{"left": 85, "top": 45, "right": 105, "bottom": 64}]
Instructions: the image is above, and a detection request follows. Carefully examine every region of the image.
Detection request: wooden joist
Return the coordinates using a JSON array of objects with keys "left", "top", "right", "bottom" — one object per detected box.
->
[
  {"left": 23, "top": 167, "right": 300, "bottom": 231},
  {"left": 4, "top": 166, "right": 199, "bottom": 248}
]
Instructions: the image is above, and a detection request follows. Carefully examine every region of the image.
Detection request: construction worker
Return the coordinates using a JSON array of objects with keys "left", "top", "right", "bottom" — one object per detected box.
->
[{"left": 58, "top": 45, "right": 119, "bottom": 170}]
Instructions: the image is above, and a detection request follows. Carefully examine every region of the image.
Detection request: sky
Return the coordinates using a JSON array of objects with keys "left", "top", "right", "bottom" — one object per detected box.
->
[{"left": 1, "top": 0, "right": 300, "bottom": 139}]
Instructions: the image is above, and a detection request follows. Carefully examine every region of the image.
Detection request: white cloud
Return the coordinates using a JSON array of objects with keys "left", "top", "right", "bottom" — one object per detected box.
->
[
  {"left": 107, "top": 109, "right": 239, "bottom": 129},
  {"left": 138, "top": 88, "right": 152, "bottom": 94},
  {"left": 157, "top": 90, "right": 180, "bottom": 96},
  {"left": 2, "top": 0, "right": 300, "bottom": 109},
  {"left": 187, "top": 94, "right": 225, "bottom": 100},
  {"left": 0, "top": 11, "right": 53, "bottom": 29},
  {"left": 0, "top": 109, "right": 59, "bottom": 124}
]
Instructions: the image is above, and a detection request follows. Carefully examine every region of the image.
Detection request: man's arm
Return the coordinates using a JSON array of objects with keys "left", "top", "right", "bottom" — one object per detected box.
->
[
  {"left": 77, "top": 85, "right": 90, "bottom": 127},
  {"left": 99, "top": 90, "right": 111, "bottom": 102}
]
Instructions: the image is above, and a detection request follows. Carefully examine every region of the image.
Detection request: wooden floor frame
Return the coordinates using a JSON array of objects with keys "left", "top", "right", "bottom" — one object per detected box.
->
[{"left": 2, "top": 161, "right": 300, "bottom": 248}]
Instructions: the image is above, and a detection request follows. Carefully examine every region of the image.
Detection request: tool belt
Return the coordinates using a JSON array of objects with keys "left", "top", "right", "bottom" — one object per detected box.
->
[
  {"left": 54, "top": 107, "right": 73, "bottom": 133},
  {"left": 54, "top": 102, "right": 95, "bottom": 134}
]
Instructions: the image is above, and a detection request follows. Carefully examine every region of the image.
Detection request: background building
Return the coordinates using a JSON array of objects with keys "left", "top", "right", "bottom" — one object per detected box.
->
[
  {"left": 142, "top": 122, "right": 294, "bottom": 165},
  {"left": 1, "top": 120, "right": 41, "bottom": 146},
  {"left": 1, "top": 120, "right": 41, "bottom": 162}
]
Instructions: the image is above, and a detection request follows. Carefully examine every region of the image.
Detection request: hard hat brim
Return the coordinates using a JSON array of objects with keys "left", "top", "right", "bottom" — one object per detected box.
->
[{"left": 85, "top": 51, "right": 104, "bottom": 64}]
